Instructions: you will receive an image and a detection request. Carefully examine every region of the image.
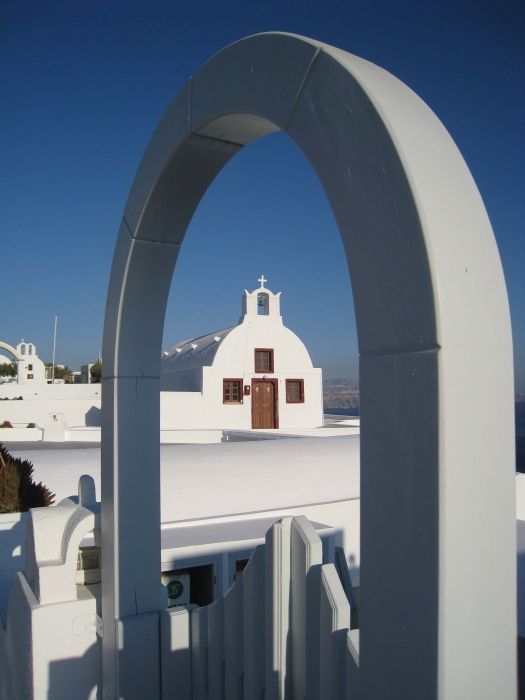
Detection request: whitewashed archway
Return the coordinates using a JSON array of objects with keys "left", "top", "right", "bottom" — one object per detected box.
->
[
  {"left": 101, "top": 33, "right": 515, "bottom": 699},
  {"left": 0, "top": 341, "right": 22, "bottom": 361}
]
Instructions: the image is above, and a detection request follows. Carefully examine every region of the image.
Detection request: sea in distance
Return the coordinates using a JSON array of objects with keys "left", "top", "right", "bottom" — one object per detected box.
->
[{"left": 325, "top": 402, "right": 525, "bottom": 473}]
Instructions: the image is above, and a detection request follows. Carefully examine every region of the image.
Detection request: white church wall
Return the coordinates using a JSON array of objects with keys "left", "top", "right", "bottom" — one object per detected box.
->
[
  {"left": 200, "top": 318, "right": 323, "bottom": 430},
  {"left": 276, "top": 371, "right": 324, "bottom": 429},
  {"left": 14, "top": 341, "right": 47, "bottom": 386},
  {"left": 160, "top": 391, "right": 206, "bottom": 429},
  {"left": 15, "top": 359, "right": 46, "bottom": 385},
  {"left": 201, "top": 365, "right": 251, "bottom": 430},
  {"left": 213, "top": 317, "right": 314, "bottom": 373},
  {"left": 199, "top": 367, "right": 323, "bottom": 431}
]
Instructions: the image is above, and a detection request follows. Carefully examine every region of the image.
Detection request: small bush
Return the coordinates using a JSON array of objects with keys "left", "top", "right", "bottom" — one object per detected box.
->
[
  {"left": 26, "top": 423, "right": 36, "bottom": 429},
  {"left": 0, "top": 421, "right": 13, "bottom": 428},
  {"left": 0, "top": 443, "right": 55, "bottom": 513}
]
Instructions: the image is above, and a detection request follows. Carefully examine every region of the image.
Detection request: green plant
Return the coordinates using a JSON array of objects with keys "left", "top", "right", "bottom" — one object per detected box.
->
[
  {"left": 0, "top": 362, "right": 16, "bottom": 378},
  {"left": 44, "top": 364, "right": 72, "bottom": 381},
  {"left": 90, "top": 360, "right": 102, "bottom": 383},
  {"left": 26, "top": 423, "right": 36, "bottom": 428},
  {"left": 0, "top": 443, "right": 55, "bottom": 513}
]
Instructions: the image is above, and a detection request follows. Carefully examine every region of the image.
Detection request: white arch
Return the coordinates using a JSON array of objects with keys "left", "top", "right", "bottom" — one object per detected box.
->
[
  {"left": 0, "top": 341, "right": 22, "bottom": 361},
  {"left": 101, "top": 34, "right": 515, "bottom": 698}
]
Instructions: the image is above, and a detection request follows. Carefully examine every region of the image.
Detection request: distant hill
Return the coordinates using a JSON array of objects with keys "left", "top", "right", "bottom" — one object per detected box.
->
[{"left": 323, "top": 378, "right": 359, "bottom": 409}]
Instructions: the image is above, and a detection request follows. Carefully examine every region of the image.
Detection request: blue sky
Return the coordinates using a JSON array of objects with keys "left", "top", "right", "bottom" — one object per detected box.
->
[{"left": 1, "top": 0, "right": 524, "bottom": 391}]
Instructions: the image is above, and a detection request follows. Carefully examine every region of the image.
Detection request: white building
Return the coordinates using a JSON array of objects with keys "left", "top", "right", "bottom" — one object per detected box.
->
[
  {"left": 81, "top": 363, "right": 96, "bottom": 384},
  {"left": 0, "top": 340, "right": 47, "bottom": 385},
  {"left": 161, "top": 277, "right": 323, "bottom": 431}
]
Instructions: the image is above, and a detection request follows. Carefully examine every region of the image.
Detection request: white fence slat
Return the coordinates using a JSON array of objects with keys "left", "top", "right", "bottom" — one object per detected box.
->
[
  {"left": 265, "top": 517, "right": 292, "bottom": 700},
  {"left": 242, "top": 545, "right": 266, "bottom": 699},
  {"left": 334, "top": 545, "right": 358, "bottom": 629},
  {"left": 290, "top": 515, "right": 323, "bottom": 700},
  {"left": 224, "top": 575, "right": 244, "bottom": 699},
  {"left": 345, "top": 629, "right": 360, "bottom": 696},
  {"left": 319, "top": 564, "right": 351, "bottom": 700},
  {"left": 207, "top": 597, "right": 225, "bottom": 700},
  {"left": 191, "top": 605, "right": 209, "bottom": 700},
  {"left": 160, "top": 607, "right": 192, "bottom": 700}
]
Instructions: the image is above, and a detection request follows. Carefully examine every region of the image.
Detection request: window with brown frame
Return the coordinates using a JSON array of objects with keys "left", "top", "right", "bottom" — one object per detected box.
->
[
  {"left": 286, "top": 379, "right": 304, "bottom": 403},
  {"left": 254, "top": 349, "right": 274, "bottom": 373},
  {"left": 223, "top": 379, "right": 242, "bottom": 404}
]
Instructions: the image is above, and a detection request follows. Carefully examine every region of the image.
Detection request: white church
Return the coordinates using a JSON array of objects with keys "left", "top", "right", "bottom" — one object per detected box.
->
[
  {"left": 160, "top": 276, "right": 323, "bottom": 432},
  {"left": 0, "top": 340, "right": 47, "bottom": 385},
  {"left": 0, "top": 279, "right": 323, "bottom": 440}
]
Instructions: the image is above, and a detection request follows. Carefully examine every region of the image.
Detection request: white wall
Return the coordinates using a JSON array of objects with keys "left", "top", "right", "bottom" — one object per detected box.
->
[
  {"left": 0, "top": 512, "right": 27, "bottom": 622},
  {"left": 160, "top": 392, "right": 205, "bottom": 429},
  {"left": 0, "top": 384, "right": 101, "bottom": 400},
  {"left": 0, "top": 398, "right": 101, "bottom": 429},
  {"left": 0, "top": 385, "right": 102, "bottom": 430}
]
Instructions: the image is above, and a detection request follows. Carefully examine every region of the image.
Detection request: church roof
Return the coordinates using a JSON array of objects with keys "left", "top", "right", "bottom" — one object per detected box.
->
[{"left": 162, "top": 326, "right": 236, "bottom": 372}]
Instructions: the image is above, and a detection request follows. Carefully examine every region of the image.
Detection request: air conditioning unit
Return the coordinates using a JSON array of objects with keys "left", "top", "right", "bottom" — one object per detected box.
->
[{"left": 161, "top": 570, "right": 191, "bottom": 607}]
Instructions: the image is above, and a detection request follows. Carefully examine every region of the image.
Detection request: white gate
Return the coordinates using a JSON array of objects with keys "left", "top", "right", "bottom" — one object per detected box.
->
[{"left": 161, "top": 516, "right": 359, "bottom": 700}]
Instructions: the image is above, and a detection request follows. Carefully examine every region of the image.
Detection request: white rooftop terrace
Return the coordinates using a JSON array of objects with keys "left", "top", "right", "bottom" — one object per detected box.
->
[{"left": 11, "top": 436, "right": 360, "bottom": 522}]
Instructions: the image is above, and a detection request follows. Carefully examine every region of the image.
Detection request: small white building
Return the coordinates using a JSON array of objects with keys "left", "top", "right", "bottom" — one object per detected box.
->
[
  {"left": 81, "top": 363, "right": 95, "bottom": 384},
  {"left": 0, "top": 340, "right": 47, "bottom": 385},
  {"left": 16, "top": 341, "right": 47, "bottom": 384},
  {"left": 161, "top": 278, "right": 323, "bottom": 431}
]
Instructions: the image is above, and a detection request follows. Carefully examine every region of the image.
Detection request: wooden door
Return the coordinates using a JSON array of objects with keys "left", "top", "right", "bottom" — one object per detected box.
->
[{"left": 252, "top": 380, "right": 276, "bottom": 429}]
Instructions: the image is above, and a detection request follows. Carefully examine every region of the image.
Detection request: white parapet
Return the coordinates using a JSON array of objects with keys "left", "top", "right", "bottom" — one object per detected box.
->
[{"left": 1, "top": 477, "right": 101, "bottom": 699}]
